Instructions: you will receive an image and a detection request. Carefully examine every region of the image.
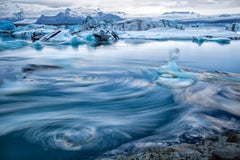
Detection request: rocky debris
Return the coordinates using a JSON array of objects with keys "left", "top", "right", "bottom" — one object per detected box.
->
[
  {"left": 101, "top": 130, "right": 240, "bottom": 160},
  {"left": 22, "top": 64, "right": 63, "bottom": 73}
]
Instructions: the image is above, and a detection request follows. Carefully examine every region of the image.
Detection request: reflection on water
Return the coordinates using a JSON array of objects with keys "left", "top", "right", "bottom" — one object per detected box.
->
[{"left": 0, "top": 40, "right": 240, "bottom": 160}]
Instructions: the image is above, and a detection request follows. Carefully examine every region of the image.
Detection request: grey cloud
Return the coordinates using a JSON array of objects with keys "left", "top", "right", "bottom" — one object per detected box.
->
[
  {"left": 125, "top": 0, "right": 240, "bottom": 9},
  {"left": 11, "top": 0, "right": 73, "bottom": 8},
  {"left": 161, "top": 0, "right": 240, "bottom": 9}
]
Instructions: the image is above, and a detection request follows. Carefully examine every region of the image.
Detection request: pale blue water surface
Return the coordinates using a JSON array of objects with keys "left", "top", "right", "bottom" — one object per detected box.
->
[{"left": 0, "top": 39, "right": 240, "bottom": 160}]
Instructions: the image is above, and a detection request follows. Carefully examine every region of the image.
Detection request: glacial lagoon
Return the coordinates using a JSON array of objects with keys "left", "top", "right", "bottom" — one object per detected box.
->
[{"left": 0, "top": 40, "right": 240, "bottom": 160}]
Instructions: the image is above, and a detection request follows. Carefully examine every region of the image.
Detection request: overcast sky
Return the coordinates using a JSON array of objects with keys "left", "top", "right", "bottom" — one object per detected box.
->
[{"left": 1, "top": 0, "right": 240, "bottom": 17}]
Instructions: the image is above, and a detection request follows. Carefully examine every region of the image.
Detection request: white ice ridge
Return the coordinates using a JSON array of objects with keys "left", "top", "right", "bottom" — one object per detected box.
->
[{"left": 117, "top": 27, "right": 240, "bottom": 41}]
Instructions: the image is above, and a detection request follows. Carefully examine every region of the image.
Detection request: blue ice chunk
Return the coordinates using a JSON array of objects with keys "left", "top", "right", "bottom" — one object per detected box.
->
[
  {"left": 63, "top": 36, "right": 85, "bottom": 46},
  {"left": 85, "top": 35, "right": 97, "bottom": 42},
  {"left": 0, "top": 40, "right": 28, "bottom": 51},
  {"left": 0, "top": 21, "right": 16, "bottom": 31},
  {"left": 210, "top": 38, "right": 230, "bottom": 44},
  {"left": 31, "top": 40, "right": 44, "bottom": 50},
  {"left": 158, "top": 48, "right": 198, "bottom": 81},
  {"left": 193, "top": 36, "right": 231, "bottom": 46}
]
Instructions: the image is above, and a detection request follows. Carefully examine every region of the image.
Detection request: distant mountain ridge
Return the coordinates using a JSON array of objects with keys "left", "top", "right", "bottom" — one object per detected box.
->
[
  {"left": 162, "top": 11, "right": 198, "bottom": 15},
  {"left": 36, "top": 13, "right": 85, "bottom": 25},
  {"left": 35, "top": 9, "right": 124, "bottom": 25}
]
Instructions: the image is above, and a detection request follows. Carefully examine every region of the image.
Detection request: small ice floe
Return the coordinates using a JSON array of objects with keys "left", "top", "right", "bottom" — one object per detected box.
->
[
  {"left": 156, "top": 48, "right": 198, "bottom": 88},
  {"left": 193, "top": 36, "right": 230, "bottom": 45},
  {"left": 31, "top": 40, "right": 44, "bottom": 50},
  {"left": 62, "top": 36, "right": 85, "bottom": 46}
]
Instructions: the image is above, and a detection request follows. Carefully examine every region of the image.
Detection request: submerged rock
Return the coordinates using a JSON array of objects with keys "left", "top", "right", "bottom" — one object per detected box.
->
[{"left": 22, "top": 64, "right": 63, "bottom": 73}]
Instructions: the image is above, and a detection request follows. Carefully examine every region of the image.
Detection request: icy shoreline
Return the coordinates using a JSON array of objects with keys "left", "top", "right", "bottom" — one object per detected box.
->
[
  {"left": 118, "top": 27, "right": 240, "bottom": 41},
  {"left": 1, "top": 15, "right": 240, "bottom": 48}
]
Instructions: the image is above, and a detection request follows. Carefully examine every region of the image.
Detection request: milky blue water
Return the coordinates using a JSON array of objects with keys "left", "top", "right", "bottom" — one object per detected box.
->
[{"left": 0, "top": 40, "right": 240, "bottom": 160}]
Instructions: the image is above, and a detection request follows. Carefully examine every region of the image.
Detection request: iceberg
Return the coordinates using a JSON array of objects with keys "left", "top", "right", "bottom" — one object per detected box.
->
[
  {"left": 87, "top": 30, "right": 119, "bottom": 44},
  {"left": 0, "top": 21, "right": 16, "bottom": 31},
  {"left": 111, "top": 19, "right": 184, "bottom": 31},
  {"left": 39, "top": 30, "right": 71, "bottom": 42},
  {"left": 12, "top": 25, "right": 55, "bottom": 40},
  {"left": 82, "top": 16, "right": 99, "bottom": 31},
  {"left": 0, "top": 21, "right": 16, "bottom": 36},
  {"left": 225, "top": 23, "right": 240, "bottom": 32}
]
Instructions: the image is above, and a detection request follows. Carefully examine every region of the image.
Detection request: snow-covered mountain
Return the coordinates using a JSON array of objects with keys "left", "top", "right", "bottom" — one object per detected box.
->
[
  {"left": 94, "top": 12, "right": 123, "bottom": 22},
  {"left": 0, "top": 3, "right": 126, "bottom": 24},
  {"left": 36, "top": 12, "right": 85, "bottom": 25},
  {"left": 35, "top": 8, "right": 124, "bottom": 25},
  {"left": 158, "top": 11, "right": 240, "bottom": 25},
  {"left": 178, "top": 14, "right": 240, "bottom": 25},
  {"left": 162, "top": 11, "right": 199, "bottom": 16},
  {"left": 0, "top": 11, "right": 24, "bottom": 22},
  {"left": 159, "top": 11, "right": 201, "bottom": 20}
]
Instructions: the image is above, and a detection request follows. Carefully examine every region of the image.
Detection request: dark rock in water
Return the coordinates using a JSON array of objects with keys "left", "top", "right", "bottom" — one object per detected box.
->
[
  {"left": 205, "top": 135, "right": 219, "bottom": 141},
  {"left": 223, "top": 129, "right": 240, "bottom": 143},
  {"left": 212, "top": 144, "right": 240, "bottom": 160},
  {"left": 98, "top": 130, "right": 240, "bottom": 160},
  {"left": 22, "top": 64, "right": 63, "bottom": 73}
]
